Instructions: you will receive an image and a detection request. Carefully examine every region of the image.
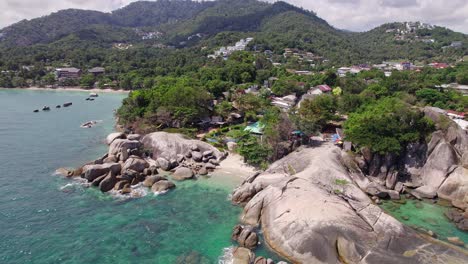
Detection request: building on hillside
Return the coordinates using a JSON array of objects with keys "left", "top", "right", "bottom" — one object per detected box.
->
[
  {"left": 316, "top": 84, "right": 332, "bottom": 93},
  {"left": 271, "top": 94, "right": 297, "bottom": 111},
  {"left": 451, "top": 41, "right": 463, "bottom": 48},
  {"left": 56, "top": 68, "right": 81, "bottom": 79},
  {"left": 88, "top": 67, "right": 105, "bottom": 76},
  {"left": 429, "top": 63, "right": 449, "bottom": 69},
  {"left": 396, "top": 62, "right": 412, "bottom": 71}
]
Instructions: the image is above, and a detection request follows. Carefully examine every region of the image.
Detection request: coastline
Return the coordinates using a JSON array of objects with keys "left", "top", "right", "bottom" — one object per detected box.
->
[{"left": 1, "top": 87, "right": 130, "bottom": 94}]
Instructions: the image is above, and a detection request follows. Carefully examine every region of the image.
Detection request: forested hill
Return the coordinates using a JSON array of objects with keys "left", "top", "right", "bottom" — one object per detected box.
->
[{"left": 0, "top": 0, "right": 466, "bottom": 65}]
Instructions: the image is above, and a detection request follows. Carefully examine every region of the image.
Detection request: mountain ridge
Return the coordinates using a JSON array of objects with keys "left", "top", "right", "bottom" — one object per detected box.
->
[{"left": 0, "top": 0, "right": 466, "bottom": 65}]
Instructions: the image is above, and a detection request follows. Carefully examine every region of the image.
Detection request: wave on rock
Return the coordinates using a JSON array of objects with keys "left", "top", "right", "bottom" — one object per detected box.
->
[{"left": 218, "top": 246, "right": 234, "bottom": 264}]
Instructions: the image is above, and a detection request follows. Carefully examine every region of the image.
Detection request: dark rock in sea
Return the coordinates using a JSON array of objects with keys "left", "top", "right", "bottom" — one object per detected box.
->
[
  {"left": 143, "top": 175, "right": 166, "bottom": 187},
  {"left": 33, "top": 109, "right": 39, "bottom": 113},
  {"left": 232, "top": 225, "right": 258, "bottom": 249},
  {"left": 151, "top": 180, "right": 175, "bottom": 193},
  {"left": 63, "top": 102, "right": 72, "bottom": 107},
  {"left": 91, "top": 174, "right": 107, "bottom": 187},
  {"left": 42, "top": 106, "right": 50, "bottom": 111},
  {"left": 56, "top": 105, "right": 61, "bottom": 108},
  {"left": 99, "top": 172, "right": 118, "bottom": 192},
  {"left": 114, "top": 180, "right": 129, "bottom": 191},
  {"left": 82, "top": 163, "right": 121, "bottom": 182}
]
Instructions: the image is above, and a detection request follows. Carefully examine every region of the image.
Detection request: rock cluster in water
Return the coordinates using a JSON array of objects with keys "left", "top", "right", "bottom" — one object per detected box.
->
[{"left": 59, "top": 132, "right": 226, "bottom": 196}]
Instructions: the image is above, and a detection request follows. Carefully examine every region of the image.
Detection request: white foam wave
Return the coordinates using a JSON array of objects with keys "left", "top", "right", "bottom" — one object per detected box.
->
[
  {"left": 109, "top": 183, "right": 149, "bottom": 200},
  {"left": 218, "top": 246, "right": 235, "bottom": 264},
  {"left": 59, "top": 177, "right": 90, "bottom": 192}
]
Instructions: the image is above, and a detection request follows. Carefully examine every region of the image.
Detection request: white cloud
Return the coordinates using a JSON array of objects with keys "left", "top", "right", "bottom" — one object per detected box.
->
[{"left": 0, "top": 0, "right": 467, "bottom": 34}]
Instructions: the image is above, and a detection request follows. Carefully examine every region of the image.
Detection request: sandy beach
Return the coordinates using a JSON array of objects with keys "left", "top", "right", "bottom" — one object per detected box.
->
[{"left": 217, "top": 153, "right": 258, "bottom": 180}]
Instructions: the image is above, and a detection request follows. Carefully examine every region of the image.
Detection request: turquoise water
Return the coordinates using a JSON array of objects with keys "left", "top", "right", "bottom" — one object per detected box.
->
[
  {"left": 0, "top": 89, "right": 278, "bottom": 264},
  {"left": 381, "top": 198, "right": 468, "bottom": 245}
]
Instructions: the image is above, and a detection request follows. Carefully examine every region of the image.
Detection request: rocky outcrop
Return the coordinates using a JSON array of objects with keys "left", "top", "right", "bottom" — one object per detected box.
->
[
  {"left": 437, "top": 167, "right": 468, "bottom": 203},
  {"left": 142, "top": 132, "right": 225, "bottom": 162},
  {"left": 232, "top": 144, "right": 468, "bottom": 264}
]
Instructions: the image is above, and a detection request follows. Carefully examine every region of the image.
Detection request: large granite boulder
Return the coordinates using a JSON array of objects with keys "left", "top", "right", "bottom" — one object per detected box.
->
[
  {"left": 108, "top": 139, "right": 141, "bottom": 157},
  {"left": 172, "top": 167, "right": 194, "bottom": 181},
  {"left": 82, "top": 163, "right": 121, "bottom": 182},
  {"left": 232, "top": 247, "right": 255, "bottom": 264},
  {"left": 106, "top": 132, "right": 126, "bottom": 145},
  {"left": 99, "top": 172, "right": 118, "bottom": 192},
  {"left": 143, "top": 175, "right": 166, "bottom": 187},
  {"left": 232, "top": 144, "right": 468, "bottom": 264},
  {"left": 438, "top": 167, "right": 468, "bottom": 203},
  {"left": 142, "top": 132, "right": 225, "bottom": 162},
  {"left": 122, "top": 156, "right": 149, "bottom": 173},
  {"left": 419, "top": 141, "right": 457, "bottom": 189}
]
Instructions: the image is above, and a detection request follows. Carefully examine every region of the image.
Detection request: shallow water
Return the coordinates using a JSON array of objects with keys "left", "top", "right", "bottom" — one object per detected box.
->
[
  {"left": 381, "top": 198, "right": 468, "bottom": 245},
  {"left": 0, "top": 89, "right": 280, "bottom": 264}
]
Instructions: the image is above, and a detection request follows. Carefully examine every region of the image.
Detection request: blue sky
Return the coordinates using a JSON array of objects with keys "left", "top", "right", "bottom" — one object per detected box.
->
[{"left": 0, "top": 0, "right": 467, "bottom": 33}]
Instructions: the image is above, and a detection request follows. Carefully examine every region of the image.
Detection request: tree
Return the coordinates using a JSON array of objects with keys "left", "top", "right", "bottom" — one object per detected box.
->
[
  {"left": 456, "top": 71, "right": 468, "bottom": 85},
  {"left": 295, "top": 95, "right": 337, "bottom": 134},
  {"left": 344, "top": 98, "right": 434, "bottom": 154},
  {"left": 80, "top": 74, "right": 95, "bottom": 88}
]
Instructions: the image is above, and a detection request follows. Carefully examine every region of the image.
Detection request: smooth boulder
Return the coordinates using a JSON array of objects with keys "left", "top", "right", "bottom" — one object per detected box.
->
[
  {"left": 142, "top": 132, "right": 224, "bottom": 162},
  {"left": 122, "top": 156, "right": 149, "bottom": 173},
  {"left": 143, "top": 175, "right": 166, "bottom": 187},
  {"left": 172, "top": 167, "right": 194, "bottom": 181},
  {"left": 151, "top": 180, "right": 176, "bottom": 193}
]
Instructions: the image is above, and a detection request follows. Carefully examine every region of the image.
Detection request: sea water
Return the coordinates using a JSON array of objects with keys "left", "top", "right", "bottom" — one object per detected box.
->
[
  {"left": 0, "top": 89, "right": 279, "bottom": 264},
  {"left": 381, "top": 198, "right": 468, "bottom": 245}
]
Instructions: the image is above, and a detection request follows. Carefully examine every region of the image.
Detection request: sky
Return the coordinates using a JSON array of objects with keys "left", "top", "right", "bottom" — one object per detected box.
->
[{"left": 0, "top": 0, "right": 467, "bottom": 33}]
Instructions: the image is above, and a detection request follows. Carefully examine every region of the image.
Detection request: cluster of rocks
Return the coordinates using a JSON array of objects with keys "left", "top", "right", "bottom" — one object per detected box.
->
[
  {"left": 231, "top": 247, "right": 287, "bottom": 264},
  {"left": 230, "top": 143, "right": 468, "bottom": 263},
  {"left": 59, "top": 131, "right": 226, "bottom": 196},
  {"left": 445, "top": 206, "right": 468, "bottom": 231}
]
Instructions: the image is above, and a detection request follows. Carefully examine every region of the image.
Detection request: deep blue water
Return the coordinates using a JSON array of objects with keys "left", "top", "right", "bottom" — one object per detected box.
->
[{"left": 0, "top": 89, "right": 264, "bottom": 264}]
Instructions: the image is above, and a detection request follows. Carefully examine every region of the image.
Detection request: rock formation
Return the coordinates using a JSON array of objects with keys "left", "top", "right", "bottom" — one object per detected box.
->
[
  {"left": 231, "top": 144, "right": 468, "bottom": 263},
  {"left": 62, "top": 132, "right": 225, "bottom": 196}
]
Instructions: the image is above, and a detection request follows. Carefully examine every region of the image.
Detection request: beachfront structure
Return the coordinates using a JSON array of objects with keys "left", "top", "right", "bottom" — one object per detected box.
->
[
  {"left": 55, "top": 68, "right": 81, "bottom": 79},
  {"left": 88, "top": 67, "right": 105, "bottom": 76}
]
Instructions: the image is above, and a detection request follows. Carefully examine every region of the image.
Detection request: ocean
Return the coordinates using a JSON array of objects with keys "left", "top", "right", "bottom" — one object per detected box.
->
[{"left": 0, "top": 89, "right": 267, "bottom": 264}]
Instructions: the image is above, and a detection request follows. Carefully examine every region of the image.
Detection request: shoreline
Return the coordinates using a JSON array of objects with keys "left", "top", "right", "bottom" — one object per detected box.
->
[{"left": 1, "top": 87, "right": 130, "bottom": 94}]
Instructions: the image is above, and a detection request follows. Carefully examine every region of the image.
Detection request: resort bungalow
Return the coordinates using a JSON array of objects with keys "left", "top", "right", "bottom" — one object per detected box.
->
[
  {"left": 55, "top": 68, "right": 81, "bottom": 79},
  {"left": 88, "top": 67, "right": 105, "bottom": 76}
]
